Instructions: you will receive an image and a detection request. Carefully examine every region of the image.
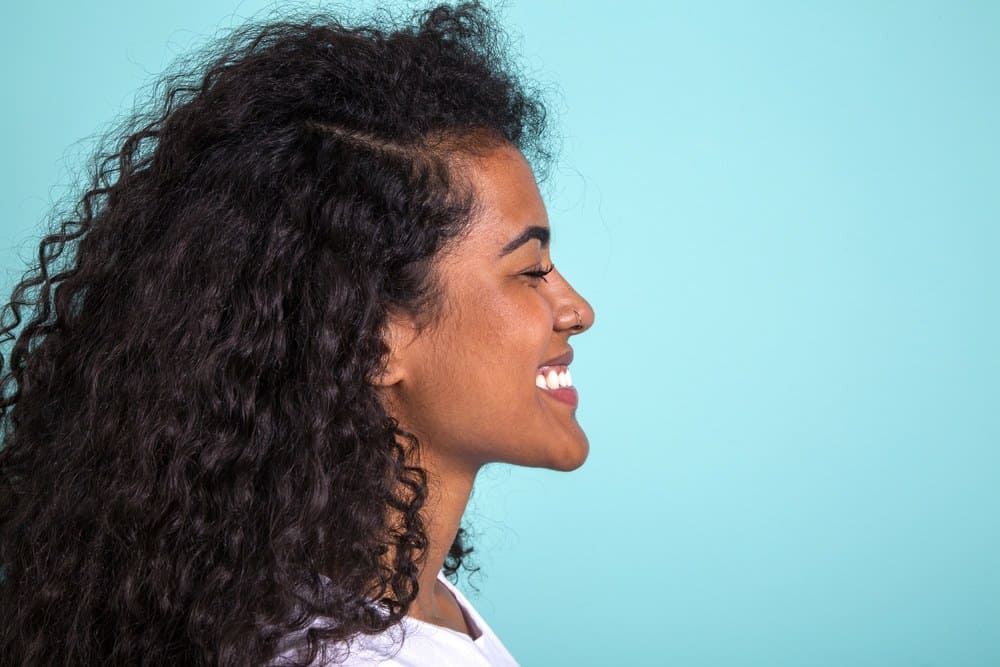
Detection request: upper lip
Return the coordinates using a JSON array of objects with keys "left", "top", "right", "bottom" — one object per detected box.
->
[{"left": 539, "top": 349, "right": 573, "bottom": 368}]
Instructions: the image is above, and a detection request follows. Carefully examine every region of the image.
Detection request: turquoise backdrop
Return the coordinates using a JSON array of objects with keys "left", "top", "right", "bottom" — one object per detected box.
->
[{"left": 3, "top": 2, "right": 998, "bottom": 665}]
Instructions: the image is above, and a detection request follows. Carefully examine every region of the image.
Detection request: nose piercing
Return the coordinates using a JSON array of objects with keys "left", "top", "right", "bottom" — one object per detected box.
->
[{"left": 572, "top": 309, "right": 583, "bottom": 330}]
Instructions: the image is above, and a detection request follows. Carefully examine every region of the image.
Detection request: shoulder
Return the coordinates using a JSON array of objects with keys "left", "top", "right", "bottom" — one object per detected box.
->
[
  {"left": 271, "top": 572, "right": 516, "bottom": 667},
  {"left": 270, "top": 626, "right": 407, "bottom": 666}
]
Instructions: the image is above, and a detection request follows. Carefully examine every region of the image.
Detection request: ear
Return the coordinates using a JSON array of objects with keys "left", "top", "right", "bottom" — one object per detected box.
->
[{"left": 371, "top": 311, "right": 419, "bottom": 387}]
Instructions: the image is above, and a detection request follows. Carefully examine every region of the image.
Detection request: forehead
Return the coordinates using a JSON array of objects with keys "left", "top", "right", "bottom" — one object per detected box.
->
[{"left": 461, "top": 144, "right": 549, "bottom": 248}]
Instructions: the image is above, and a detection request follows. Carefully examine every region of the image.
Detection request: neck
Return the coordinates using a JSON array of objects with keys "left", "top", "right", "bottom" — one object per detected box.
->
[{"left": 405, "top": 452, "right": 479, "bottom": 626}]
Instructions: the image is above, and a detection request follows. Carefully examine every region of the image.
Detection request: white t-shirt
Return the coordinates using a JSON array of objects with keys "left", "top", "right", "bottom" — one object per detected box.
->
[{"left": 274, "top": 571, "right": 520, "bottom": 666}]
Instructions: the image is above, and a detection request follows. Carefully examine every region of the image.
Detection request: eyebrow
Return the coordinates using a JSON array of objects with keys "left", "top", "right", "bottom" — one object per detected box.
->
[{"left": 498, "top": 225, "right": 550, "bottom": 258}]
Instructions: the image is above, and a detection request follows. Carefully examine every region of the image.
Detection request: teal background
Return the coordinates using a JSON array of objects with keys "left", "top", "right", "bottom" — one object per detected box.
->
[{"left": 3, "top": 1, "right": 998, "bottom": 665}]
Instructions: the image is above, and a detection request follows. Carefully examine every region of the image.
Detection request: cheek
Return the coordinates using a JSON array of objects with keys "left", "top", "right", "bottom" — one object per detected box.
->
[
  {"left": 442, "top": 293, "right": 548, "bottom": 380},
  {"left": 483, "top": 291, "right": 553, "bottom": 377}
]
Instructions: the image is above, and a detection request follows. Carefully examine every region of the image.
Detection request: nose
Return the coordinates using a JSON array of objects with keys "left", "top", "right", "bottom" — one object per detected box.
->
[{"left": 552, "top": 268, "right": 595, "bottom": 334}]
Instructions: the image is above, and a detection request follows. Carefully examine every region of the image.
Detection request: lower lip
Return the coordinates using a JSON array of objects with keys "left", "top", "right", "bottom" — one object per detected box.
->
[{"left": 540, "top": 386, "right": 578, "bottom": 408}]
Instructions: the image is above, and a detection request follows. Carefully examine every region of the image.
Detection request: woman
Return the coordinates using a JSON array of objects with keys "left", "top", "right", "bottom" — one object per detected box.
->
[{"left": 0, "top": 2, "right": 594, "bottom": 665}]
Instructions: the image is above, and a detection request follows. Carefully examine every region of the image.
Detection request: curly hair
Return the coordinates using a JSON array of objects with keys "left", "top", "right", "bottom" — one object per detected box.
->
[{"left": 0, "top": 3, "right": 548, "bottom": 664}]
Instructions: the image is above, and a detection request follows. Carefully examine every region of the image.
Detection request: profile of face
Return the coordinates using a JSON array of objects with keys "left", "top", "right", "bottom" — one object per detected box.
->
[{"left": 378, "top": 143, "right": 595, "bottom": 476}]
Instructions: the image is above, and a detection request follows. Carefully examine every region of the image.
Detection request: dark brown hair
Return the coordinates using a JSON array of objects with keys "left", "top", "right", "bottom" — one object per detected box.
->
[{"left": 0, "top": 3, "right": 548, "bottom": 664}]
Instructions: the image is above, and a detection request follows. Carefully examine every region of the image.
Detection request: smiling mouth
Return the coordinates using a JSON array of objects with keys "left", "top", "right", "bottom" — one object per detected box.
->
[
  {"left": 536, "top": 365, "right": 572, "bottom": 390},
  {"left": 535, "top": 365, "right": 578, "bottom": 407}
]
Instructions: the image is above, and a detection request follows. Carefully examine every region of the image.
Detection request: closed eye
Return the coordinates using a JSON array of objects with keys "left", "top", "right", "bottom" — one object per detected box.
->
[{"left": 521, "top": 263, "right": 554, "bottom": 284}]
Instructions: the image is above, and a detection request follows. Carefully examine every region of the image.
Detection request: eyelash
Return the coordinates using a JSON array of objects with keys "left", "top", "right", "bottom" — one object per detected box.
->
[{"left": 522, "top": 263, "right": 555, "bottom": 284}]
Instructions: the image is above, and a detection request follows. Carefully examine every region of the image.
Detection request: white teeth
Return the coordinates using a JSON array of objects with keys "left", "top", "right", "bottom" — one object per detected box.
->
[
  {"left": 545, "top": 370, "right": 560, "bottom": 389},
  {"left": 536, "top": 366, "right": 574, "bottom": 390}
]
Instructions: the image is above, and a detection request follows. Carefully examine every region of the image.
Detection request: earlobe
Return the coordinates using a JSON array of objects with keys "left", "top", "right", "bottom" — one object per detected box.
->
[
  {"left": 372, "top": 312, "right": 417, "bottom": 387},
  {"left": 371, "top": 362, "right": 403, "bottom": 387}
]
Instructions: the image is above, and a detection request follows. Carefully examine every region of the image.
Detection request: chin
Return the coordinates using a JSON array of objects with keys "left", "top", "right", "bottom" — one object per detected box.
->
[
  {"left": 556, "top": 449, "right": 589, "bottom": 472},
  {"left": 542, "top": 438, "right": 590, "bottom": 472}
]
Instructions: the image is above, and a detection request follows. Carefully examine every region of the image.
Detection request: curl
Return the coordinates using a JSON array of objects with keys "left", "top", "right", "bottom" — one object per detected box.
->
[{"left": 0, "top": 2, "right": 549, "bottom": 665}]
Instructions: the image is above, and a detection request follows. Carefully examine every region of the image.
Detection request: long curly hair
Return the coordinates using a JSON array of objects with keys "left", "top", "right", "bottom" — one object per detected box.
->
[{"left": 0, "top": 3, "right": 548, "bottom": 664}]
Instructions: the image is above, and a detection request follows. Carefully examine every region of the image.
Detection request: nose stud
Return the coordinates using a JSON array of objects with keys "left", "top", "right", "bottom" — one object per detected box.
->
[{"left": 572, "top": 309, "right": 583, "bottom": 330}]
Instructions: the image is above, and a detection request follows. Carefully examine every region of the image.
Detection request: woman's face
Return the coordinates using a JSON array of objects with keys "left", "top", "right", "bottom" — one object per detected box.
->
[{"left": 378, "top": 143, "right": 595, "bottom": 475}]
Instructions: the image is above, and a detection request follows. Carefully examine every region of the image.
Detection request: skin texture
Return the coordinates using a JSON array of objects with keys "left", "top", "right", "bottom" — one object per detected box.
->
[{"left": 376, "top": 142, "right": 595, "bottom": 634}]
